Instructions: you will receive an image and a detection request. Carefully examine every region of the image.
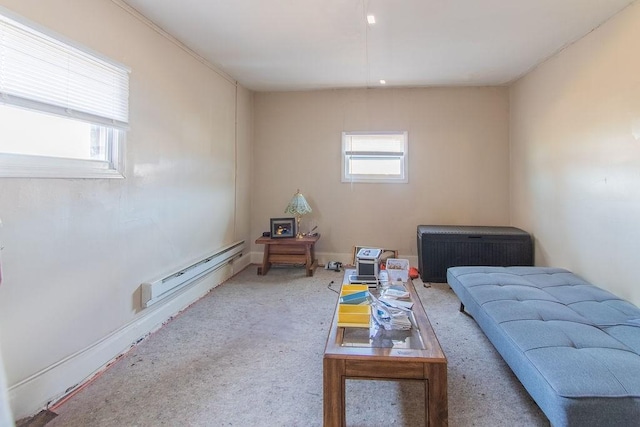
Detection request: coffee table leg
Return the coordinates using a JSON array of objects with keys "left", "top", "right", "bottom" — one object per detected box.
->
[
  {"left": 323, "top": 358, "right": 345, "bottom": 427},
  {"left": 426, "top": 363, "right": 448, "bottom": 426}
]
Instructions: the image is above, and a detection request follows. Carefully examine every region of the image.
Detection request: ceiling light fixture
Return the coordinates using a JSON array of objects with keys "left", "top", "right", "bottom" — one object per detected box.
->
[{"left": 366, "top": 15, "right": 376, "bottom": 25}]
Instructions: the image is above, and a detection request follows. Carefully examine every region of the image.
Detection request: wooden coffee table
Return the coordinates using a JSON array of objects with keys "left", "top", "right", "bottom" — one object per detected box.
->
[{"left": 323, "top": 271, "right": 448, "bottom": 426}]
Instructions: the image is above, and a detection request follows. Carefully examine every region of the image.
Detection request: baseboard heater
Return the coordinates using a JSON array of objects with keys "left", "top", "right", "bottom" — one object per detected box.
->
[{"left": 141, "top": 240, "right": 244, "bottom": 308}]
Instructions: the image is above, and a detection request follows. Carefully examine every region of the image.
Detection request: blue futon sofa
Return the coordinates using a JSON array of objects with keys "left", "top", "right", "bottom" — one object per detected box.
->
[{"left": 447, "top": 266, "right": 640, "bottom": 426}]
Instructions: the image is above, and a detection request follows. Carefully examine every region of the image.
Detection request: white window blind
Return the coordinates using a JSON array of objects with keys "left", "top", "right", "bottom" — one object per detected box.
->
[
  {"left": 0, "top": 10, "right": 129, "bottom": 129},
  {"left": 342, "top": 131, "right": 408, "bottom": 183}
]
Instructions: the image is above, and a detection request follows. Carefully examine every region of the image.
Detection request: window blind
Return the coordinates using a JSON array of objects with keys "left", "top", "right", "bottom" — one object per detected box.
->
[
  {"left": 341, "top": 131, "right": 408, "bottom": 183},
  {"left": 0, "top": 10, "right": 129, "bottom": 129}
]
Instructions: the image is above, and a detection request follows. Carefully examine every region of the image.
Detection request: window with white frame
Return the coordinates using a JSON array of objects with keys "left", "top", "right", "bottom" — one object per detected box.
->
[
  {"left": 0, "top": 8, "right": 130, "bottom": 178},
  {"left": 342, "top": 131, "right": 408, "bottom": 183}
]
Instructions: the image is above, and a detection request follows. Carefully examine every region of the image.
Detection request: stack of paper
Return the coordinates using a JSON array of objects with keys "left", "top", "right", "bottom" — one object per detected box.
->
[
  {"left": 382, "top": 283, "right": 410, "bottom": 299},
  {"left": 379, "top": 283, "right": 413, "bottom": 309},
  {"left": 388, "top": 309, "right": 412, "bottom": 330},
  {"left": 379, "top": 296, "right": 413, "bottom": 310},
  {"left": 370, "top": 294, "right": 412, "bottom": 330}
]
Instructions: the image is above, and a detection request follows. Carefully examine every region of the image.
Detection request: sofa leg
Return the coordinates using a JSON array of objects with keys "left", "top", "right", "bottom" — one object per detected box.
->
[{"left": 458, "top": 302, "right": 474, "bottom": 319}]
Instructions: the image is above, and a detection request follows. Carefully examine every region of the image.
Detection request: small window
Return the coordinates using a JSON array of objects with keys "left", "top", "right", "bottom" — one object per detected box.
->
[
  {"left": 342, "top": 131, "right": 408, "bottom": 183},
  {"left": 0, "top": 8, "right": 129, "bottom": 178}
]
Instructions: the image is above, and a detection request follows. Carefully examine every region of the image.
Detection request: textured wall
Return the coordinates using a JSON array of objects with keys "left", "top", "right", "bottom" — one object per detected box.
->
[
  {"left": 253, "top": 87, "right": 511, "bottom": 261},
  {"left": 0, "top": 0, "right": 251, "bottom": 417},
  {"left": 510, "top": 2, "right": 640, "bottom": 304}
]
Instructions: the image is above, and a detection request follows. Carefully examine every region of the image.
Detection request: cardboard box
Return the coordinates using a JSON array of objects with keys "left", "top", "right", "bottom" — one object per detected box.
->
[{"left": 386, "top": 258, "right": 409, "bottom": 282}]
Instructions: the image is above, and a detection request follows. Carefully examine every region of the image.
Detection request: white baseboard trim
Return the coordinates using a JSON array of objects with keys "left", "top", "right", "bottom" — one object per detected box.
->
[
  {"left": 12, "top": 247, "right": 418, "bottom": 419},
  {"left": 9, "top": 253, "right": 252, "bottom": 420}
]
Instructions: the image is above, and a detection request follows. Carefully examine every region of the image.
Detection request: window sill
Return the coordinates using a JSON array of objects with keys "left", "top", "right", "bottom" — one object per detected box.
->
[
  {"left": 342, "top": 176, "right": 408, "bottom": 184},
  {"left": 0, "top": 153, "right": 124, "bottom": 179}
]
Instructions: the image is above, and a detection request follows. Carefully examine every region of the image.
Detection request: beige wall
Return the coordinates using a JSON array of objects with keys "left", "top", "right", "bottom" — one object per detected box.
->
[
  {"left": 236, "top": 86, "right": 254, "bottom": 243},
  {"left": 0, "top": 0, "right": 252, "bottom": 418},
  {"left": 510, "top": 3, "right": 640, "bottom": 304},
  {"left": 8, "top": 0, "right": 638, "bottom": 419},
  {"left": 253, "top": 87, "right": 511, "bottom": 263}
]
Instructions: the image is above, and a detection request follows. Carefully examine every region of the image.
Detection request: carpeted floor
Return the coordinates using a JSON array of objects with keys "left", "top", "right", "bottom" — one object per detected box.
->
[{"left": 44, "top": 266, "right": 549, "bottom": 426}]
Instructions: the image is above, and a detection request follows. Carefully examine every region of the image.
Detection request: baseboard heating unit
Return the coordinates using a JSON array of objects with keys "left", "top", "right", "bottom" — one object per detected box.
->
[{"left": 141, "top": 240, "right": 244, "bottom": 308}]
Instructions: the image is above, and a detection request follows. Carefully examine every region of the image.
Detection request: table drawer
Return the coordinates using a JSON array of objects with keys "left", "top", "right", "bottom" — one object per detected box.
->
[{"left": 345, "top": 360, "right": 424, "bottom": 379}]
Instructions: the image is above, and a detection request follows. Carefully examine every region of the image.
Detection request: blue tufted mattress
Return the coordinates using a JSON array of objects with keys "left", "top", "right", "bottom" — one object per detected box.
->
[{"left": 447, "top": 266, "right": 640, "bottom": 427}]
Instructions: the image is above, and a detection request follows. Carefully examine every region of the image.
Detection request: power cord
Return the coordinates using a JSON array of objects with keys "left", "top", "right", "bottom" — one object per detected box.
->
[{"left": 327, "top": 280, "right": 339, "bottom": 294}]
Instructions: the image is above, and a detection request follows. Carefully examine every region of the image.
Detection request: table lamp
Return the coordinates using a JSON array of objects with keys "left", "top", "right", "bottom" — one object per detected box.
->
[{"left": 284, "top": 189, "right": 312, "bottom": 238}]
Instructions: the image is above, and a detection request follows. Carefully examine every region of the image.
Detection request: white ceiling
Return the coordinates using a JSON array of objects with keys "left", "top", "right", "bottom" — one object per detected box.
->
[{"left": 122, "top": 0, "right": 636, "bottom": 92}]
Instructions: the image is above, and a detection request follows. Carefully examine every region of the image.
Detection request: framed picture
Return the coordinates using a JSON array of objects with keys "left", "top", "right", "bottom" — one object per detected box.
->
[{"left": 270, "top": 217, "right": 296, "bottom": 238}]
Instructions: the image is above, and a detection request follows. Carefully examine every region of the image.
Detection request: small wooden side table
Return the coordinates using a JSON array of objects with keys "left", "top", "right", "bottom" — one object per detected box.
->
[{"left": 255, "top": 234, "right": 320, "bottom": 276}]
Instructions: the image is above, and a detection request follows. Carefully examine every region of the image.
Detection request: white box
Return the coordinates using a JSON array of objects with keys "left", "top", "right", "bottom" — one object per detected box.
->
[
  {"left": 356, "top": 248, "right": 382, "bottom": 277},
  {"left": 386, "top": 258, "right": 409, "bottom": 282}
]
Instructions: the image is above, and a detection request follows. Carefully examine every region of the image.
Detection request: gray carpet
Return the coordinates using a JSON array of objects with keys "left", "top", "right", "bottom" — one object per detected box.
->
[{"left": 46, "top": 266, "right": 548, "bottom": 426}]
